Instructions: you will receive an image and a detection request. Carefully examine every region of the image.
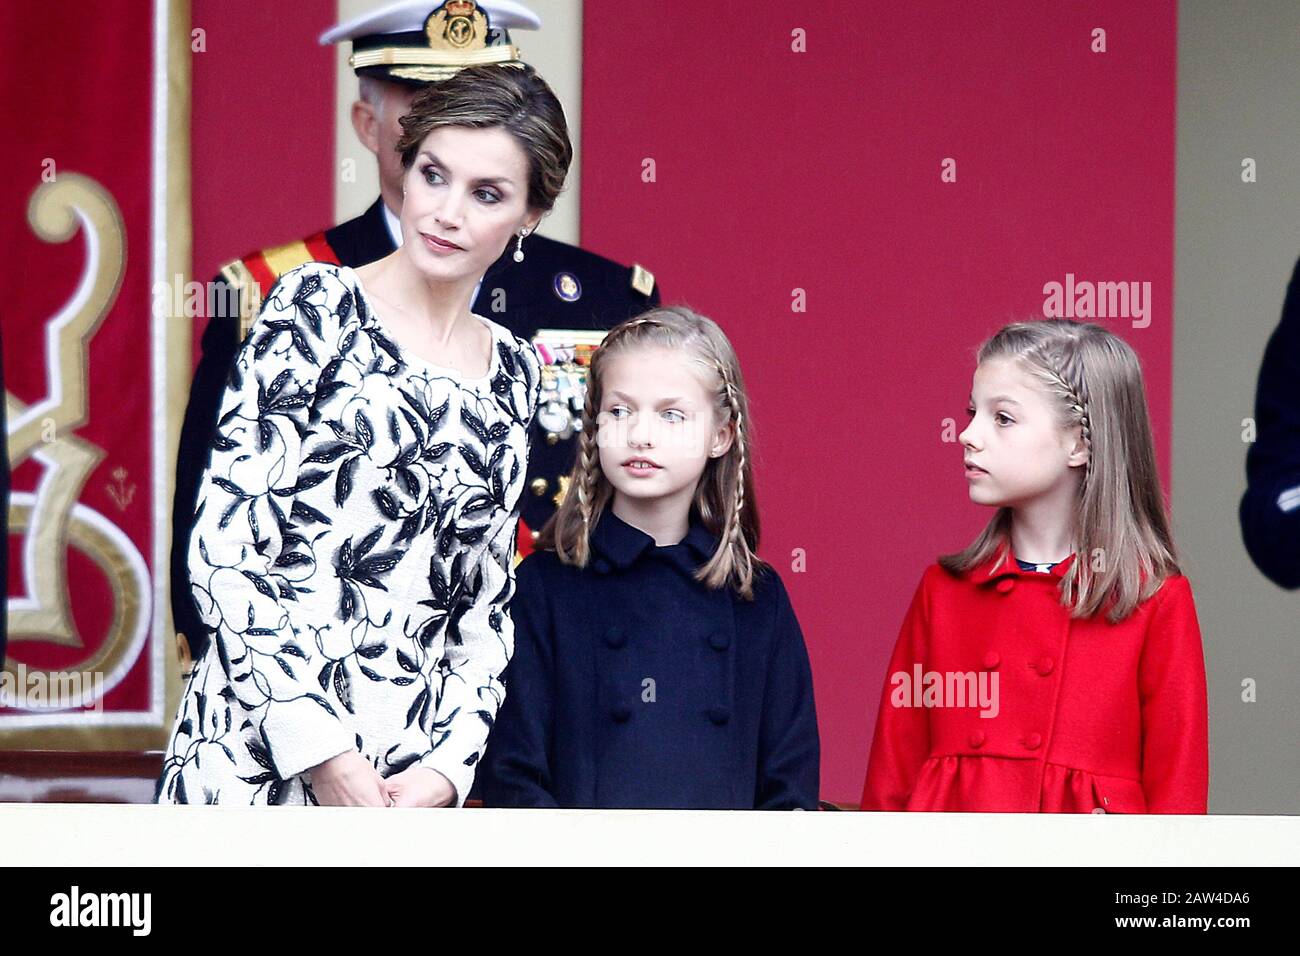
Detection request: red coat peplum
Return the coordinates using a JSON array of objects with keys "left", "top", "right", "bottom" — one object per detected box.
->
[{"left": 860, "top": 551, "right": 1209, "bottom": 813}]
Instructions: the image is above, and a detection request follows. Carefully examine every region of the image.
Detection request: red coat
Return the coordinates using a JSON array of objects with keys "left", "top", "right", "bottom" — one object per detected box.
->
[{"left": 860, "top": 551, "right": 1209, "bottom": 813}]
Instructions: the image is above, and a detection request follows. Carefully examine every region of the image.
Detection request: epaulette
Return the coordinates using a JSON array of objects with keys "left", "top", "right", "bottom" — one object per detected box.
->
[
  {"left": 630, "top": 263, "right": 656, "bottom": 298},
  {"left": 218, "top": 232, "right": 341, "bottom": 339}
]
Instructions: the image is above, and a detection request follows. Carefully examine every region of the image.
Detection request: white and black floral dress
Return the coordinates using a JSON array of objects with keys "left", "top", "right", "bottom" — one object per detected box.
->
[{"left": 156, "top": 261, "right": 540, "bottom": 806}]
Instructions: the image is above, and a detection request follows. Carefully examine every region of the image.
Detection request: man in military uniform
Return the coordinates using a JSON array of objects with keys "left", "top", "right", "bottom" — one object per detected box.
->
[
  {"left": 171, "top": 0, "right": 659, "bottom": 670},
  {"left": 1241, "top": 255, "right": 1300, "bottom": 589}
]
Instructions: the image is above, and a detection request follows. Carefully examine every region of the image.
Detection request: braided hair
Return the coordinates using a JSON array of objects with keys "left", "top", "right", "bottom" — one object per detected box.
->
[
  {"left": 536, "top": 306, "right": 766, "bottom": 599},
  {"left": 939, "top": 319, "right": 1178, "bottom": 622}
]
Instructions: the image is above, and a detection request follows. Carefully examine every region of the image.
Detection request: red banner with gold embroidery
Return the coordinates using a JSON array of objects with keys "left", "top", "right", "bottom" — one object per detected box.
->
[{"left": 1, "top": 0, "right": 191, "bottom": 747}]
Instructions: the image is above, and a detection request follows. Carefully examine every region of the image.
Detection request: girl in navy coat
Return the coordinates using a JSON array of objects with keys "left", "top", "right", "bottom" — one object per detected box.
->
[{"left": 480, "top": 306, "right": 820, "bottom": 809}]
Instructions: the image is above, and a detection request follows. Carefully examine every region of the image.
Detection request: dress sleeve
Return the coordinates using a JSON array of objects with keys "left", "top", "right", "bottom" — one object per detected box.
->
[
  {"left": 418, "top": 514, "right": 520, "bottom": 807},
  {"left": 755, "top": 573, "right": 821, "bottom": 809},
  {"left": 187, "top": 263, "right": 355, "bottom": 781},
  {"left": 478, "top": 557, "right": 559, "bottom": 808},
  {"left": 1137, "top": 576, "right": 1210, "bottom": 813},
  {"left": 860, "top": 570, "right": 933, "bottom": 810},
  {"left": 417, "top": 337, "right": 541, "bottom": 806}
]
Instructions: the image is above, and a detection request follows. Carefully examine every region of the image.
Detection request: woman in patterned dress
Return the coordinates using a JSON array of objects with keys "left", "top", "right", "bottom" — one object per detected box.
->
[{"left": 156, "top": 64, "right": 572, "bottom": 807}]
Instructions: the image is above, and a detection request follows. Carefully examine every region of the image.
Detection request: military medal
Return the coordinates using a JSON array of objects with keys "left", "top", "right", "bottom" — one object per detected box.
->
[
  {"left": 532, "top": 329, "right": 608, "bottom": 440},
  {"left": 538, "top": 398, "right": 570, "bottom": 435}
]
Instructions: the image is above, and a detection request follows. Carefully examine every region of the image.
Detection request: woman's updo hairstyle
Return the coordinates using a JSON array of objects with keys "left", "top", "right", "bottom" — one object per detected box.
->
[{"left": 395, "top": 63, "right": 573, "bottom": 212}]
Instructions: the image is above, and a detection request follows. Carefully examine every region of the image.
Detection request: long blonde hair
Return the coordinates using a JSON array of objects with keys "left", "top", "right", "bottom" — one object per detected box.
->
[
  {"left": 536, "top": 306, "right": 767, "bottom": 599},
  {"left": 939, "top": 319, "right": 1180, "bottom": 622}
]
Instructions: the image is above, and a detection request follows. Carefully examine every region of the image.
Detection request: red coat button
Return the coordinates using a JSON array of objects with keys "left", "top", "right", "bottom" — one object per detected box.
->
[
  {"left": 1022, "top": 732, "right": 1042, "bottom": 750},
  {"left": 982, "top": 650, "right": 1000, "bottom": 669},
  {"left": 995, "top": 578, "right": 1015, "bottom": 593},
  {"left": 967, "top": 730, "right": 986, "bottom": 748},
  {"left": 1036, "top": 656, "right": 1055, "bottom": 676}
]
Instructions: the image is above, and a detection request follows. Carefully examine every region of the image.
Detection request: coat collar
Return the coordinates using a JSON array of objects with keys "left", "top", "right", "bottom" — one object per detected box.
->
[
  {"left": 972, "top": 546, "right": 1077, "bottom": 586},
  {"left": 590, "top": 506, "right": 720, "bottom": 575}
]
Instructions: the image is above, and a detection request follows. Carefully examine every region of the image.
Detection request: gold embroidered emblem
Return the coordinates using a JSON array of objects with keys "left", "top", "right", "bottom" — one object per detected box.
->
[{"left": 428, "top": 0, "right": 486, "bottom": 51}]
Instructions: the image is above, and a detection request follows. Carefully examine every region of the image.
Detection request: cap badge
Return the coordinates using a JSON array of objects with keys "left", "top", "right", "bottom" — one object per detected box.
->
[{"left": 428, "top": 1, "right": 486, "bottom": 51}]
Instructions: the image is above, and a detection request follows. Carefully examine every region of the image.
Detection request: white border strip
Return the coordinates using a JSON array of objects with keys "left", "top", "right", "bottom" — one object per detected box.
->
[{"left": 0, "top": 804, "right": 1295, "bottom": 866}]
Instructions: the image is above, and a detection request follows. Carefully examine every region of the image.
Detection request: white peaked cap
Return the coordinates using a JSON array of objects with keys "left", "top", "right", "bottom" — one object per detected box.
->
[{"left": 320, "top": 0, "right": 542, "bottom": 45}]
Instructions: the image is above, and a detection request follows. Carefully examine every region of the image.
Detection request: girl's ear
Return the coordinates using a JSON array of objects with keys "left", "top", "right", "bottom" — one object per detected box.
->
[
  {"left": 1066, "top": 424, "right": 1090, "bottom": 469},
  {"left": 524, "top": 209, "right": 545, "bottom": 234},
  {"left": 710, "top": 420, "right": 736, "bottom": 459}
]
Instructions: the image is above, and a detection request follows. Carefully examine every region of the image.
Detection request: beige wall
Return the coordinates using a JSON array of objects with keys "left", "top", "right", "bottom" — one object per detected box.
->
[
  {"left": 332, "top": 0, "right": 583, "bottom": 243},
  {"left": 1175, "top": 0, "right": 1300, "bottom": 813}
]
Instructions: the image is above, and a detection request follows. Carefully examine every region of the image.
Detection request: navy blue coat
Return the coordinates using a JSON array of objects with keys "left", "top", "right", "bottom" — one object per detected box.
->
[
  {"left": 479, "top": 506, "right": 820, "bottom": 809},
  {"left": 1241, "top": 256, "right": 1300, "bottom": 588}
]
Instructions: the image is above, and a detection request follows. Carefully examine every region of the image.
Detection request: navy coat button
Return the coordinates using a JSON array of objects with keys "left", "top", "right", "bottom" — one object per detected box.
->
[
  {"left": 707, "top": 707, "right": 730, "bottom": 726},
  {"left": 611, "top": 704, "right": 631, "bottom": 723},
  {"left": 604, "top": 626, "right": 626, "bottom": 649},
  {"left": 982, "top": 650, "right": 1000, "bottom": 669},
  {"left": 709, "top": 631, "right": 730, "bottom": 651},
  {"left": 593, "top": 558, "right": 611, "bottom": 574}
]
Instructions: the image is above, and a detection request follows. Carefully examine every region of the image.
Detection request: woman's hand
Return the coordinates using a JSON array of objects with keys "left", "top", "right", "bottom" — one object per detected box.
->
[
  {"left": 308, "top": 751, "right": 389, "bottom": 806},
  {"left": 385, "top": 767, "right": 457, "bottom": 808}
]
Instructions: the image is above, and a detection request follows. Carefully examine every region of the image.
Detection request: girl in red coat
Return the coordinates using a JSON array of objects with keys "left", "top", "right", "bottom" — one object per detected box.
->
[{"left": 861, "top": 319, "right": 1209, "bottom": 813}]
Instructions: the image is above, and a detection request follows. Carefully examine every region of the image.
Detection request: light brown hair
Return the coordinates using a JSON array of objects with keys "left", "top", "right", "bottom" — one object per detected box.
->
[
  {"left": 537, "top": 306, "right": 768, "bottom": 599},
  {"left": 939, "top": 319, "right": 1180, "bottom": 622},
  {"left": 395, "top": 63, "right": 572, "bottom": 212}
]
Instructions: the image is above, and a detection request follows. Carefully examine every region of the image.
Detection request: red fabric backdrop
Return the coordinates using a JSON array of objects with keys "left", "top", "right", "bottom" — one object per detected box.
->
[
  {"left": 191, "top": 0, "right": 336, "bottom": 322},
  {"left": 580, "top": 0, "right": 1177, "bottom": 803},
  {"left": 1, "top": 0, "right": 1175, "bottom": 794},
  {"left": 1, "top": 0, "right": 336, "bottom": 733}
]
